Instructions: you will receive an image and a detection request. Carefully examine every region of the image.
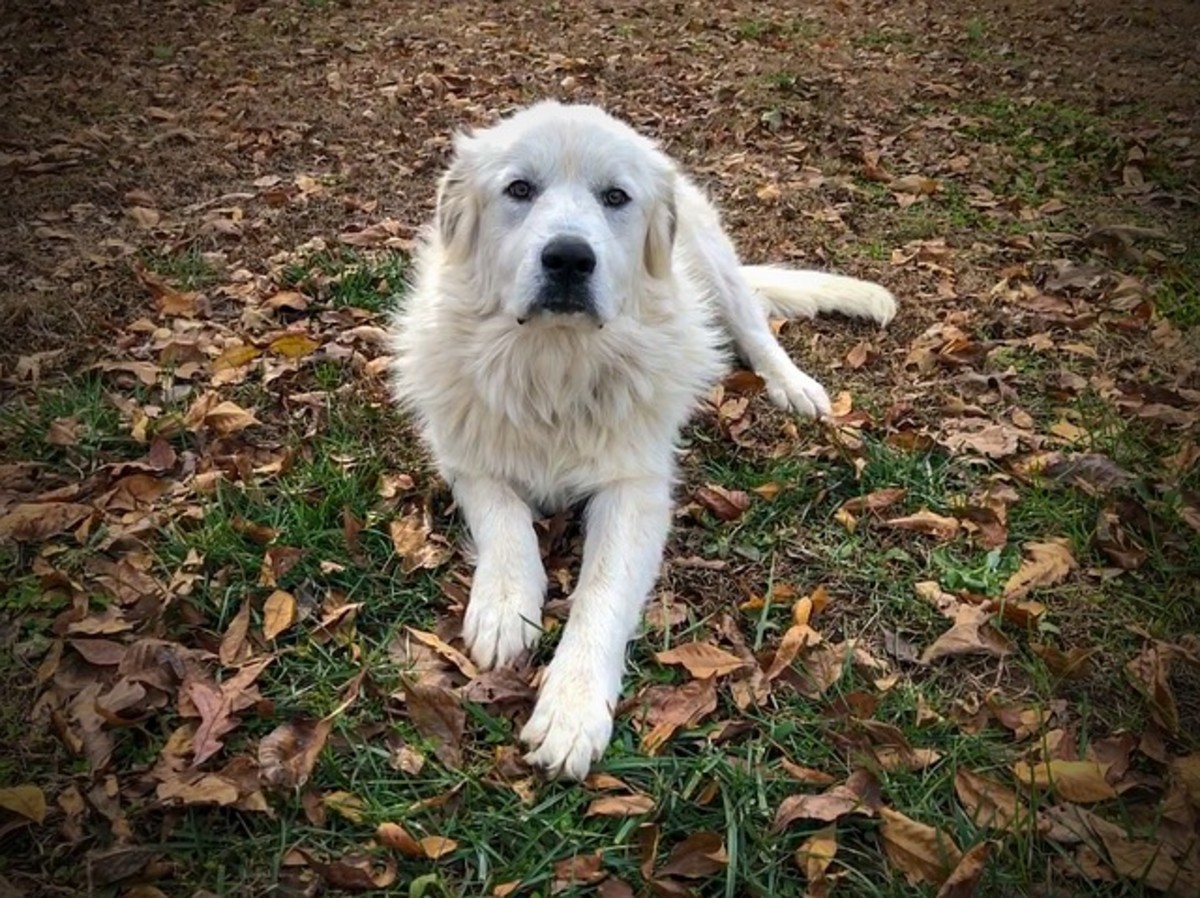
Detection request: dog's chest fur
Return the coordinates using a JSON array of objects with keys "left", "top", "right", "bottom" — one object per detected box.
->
[{"left": 391, "top": 284, "right": 726, "bottom": 508}]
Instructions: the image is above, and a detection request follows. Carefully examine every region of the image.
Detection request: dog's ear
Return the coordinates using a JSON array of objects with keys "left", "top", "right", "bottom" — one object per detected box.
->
[
  {"left": 435, "top": 134, "right": 480, "bottom": 264},
  {"left": 643, "top": 175, "right": 677, "bottom": 279}
]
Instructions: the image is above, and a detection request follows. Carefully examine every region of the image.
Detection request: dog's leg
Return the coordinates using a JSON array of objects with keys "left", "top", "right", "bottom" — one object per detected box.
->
[
  {"left": 521, "top": 476, "right": 671, "bottom": 780},
  {"left": 675, "top": 180, "right": 832, "bottom": 417},
  {"left": 454, "top": 475, "right": 547, "bottom": 669}
]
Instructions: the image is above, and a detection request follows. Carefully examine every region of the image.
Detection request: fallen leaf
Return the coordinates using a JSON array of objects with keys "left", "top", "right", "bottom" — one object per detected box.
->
[
  {"left": 920, "top": 604, "right": 1014, "bottom": 663},
  {"left": 657, "top": 831, "right": 728, "bottom": 879},
  {"left": 1011, "top": 759, "right": 1118, "bottom": 803},
  {"left": 218, "top": 601, "right": 252, "bottom": 665},
  {"left": 0, "top": 502, "right": 93, "bottom": 542},
  {"left": 389, "top": 510, "right": 451, "bottom": 574},
  {"left": 403, "top": 680, "right": 465, "bottom": 769},
  {"left": 406, "top": 627, "right": 479, "bottom": 679},
  {"left": 879, "top": 806, "right": 963, "bottom": 887},
  {"left": 269, "top": 333, "right": 321, "bottom": 359},
  {"left": 655, "top": 641, "right": 748, "bottom": 679},
  {"left": 586, "top": 794, "right": 656, "bottom": 817},
  {"left": 1003, "top": 539, "right": 1076, "bottom": 600},
  {"left": 553, "top": 852, "right": 606, "bottom": 888},
  {"left": 774, "top": 769, "right": 881, "bottom": 830},
  {"left": 376, "top": 821, "right": 424, "bottom": 857},
  {"left": 954, "top": 769, "right": 1034, "bottom": 832},
  {"left": 323, "top": 790, "right": 366, "bottom": 823},
  {"left": 419, "top": 835, "right": 458, "bottom": 860},
  {"left": 638, "top": 678, "right": 719, "bottom": 754},
  {"left": 212, "top": 344, "right": 261, "bottom": 372},
  {"left": 0, "top": 784, "right": 47, "bottom": 824},
  {"left": 795, "top": 824, "right": 837, "bottom": 893},
  {"left": 258, "top": 716, "right": 334, "bottom": 788},
  {"left": 884, "top": 509, "right": 962, "bottom": 541},
  {"left": 303, "top": 851, "right": 397, "bottom": 891},
  {"left": 694, "top": 484, "right": 751, "bottom": 522},
  {"left": 263, "top": 590, "right": 297, "bottom": 640},
  {"left": 840, "top": 487, "right": 908, "bottom": 516},
  {"left": 936, "top": 841, "right": 991, "bottom": 898},
  {"left": 1125, "top": 642, "right": 1179, "bottom": 734}
]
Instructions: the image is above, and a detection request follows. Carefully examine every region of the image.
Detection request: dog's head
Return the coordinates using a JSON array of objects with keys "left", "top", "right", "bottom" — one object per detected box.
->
[{"left": 434, "top": 101, "right": 677, "bottom": 327}]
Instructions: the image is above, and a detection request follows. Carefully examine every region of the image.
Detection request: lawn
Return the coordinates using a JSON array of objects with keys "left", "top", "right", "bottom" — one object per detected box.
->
[{"left": 1, "top": 1, "right": 1198, "bottom": 897}]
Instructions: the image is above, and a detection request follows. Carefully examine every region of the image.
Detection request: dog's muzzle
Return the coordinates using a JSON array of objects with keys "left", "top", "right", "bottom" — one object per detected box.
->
[{"left": 522, "top": 235, "right": 598, "bottom": 322}]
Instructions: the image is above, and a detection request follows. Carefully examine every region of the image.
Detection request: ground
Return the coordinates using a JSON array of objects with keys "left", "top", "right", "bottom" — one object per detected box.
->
[{"left": 1, "top": 0, "right": 1199, "bottom": 896}]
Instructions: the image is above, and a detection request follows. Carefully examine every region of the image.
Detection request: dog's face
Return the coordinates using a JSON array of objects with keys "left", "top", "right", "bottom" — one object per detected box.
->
[{"left": 435, "top": 102, "right": 677, "bottom": 326}]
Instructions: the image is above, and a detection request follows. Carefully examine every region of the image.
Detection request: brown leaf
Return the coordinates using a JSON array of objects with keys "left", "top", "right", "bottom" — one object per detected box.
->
[
  {"left": 1043, "top": 453, "right": 1134, "bottom": 495},
  {"left": 694, "top": 484, "right": 751, "bottom": 522},
  {"left": 1011, "top": 760, "right": 1118, "bottom": 803},
  {"left": 403, "top": 680, "right": 465, "bottom": 769},
  {"left": 1032, "top": 643, "right": 1096, "bottom": 680},
  {"left": 156, "top": 773, "right": 239, "bottom": 807},
  {"left": 920, "top": 605, "right": 1014, "bottom": 664},
  {"left": 263, "top": 590, "right": 297, "bottom": 641},
  {"left": 406, "top": 627, "right": 479, "bottom": 679},
  {"left": 774, "top": 769, "right": 881, "bottom": 830},
  {"left": 45, "top": 416, "right": 81, "bottom": 446},
  {"left": 936, "top": 842, "right": 991, "bottom": 898},
  {"left": 840, "top": 487, "right": 908, "bottom": 516},
  {"left": 795, "top": 824, "right": 837, "bottom": 891},
  {"left": 212, "top": 344, "right": 261, "bottom": 372},
  {"left": 883, "top": 509, "right": 961, "bottom": 541},
  {"left": 655, "top": 642, "right": 748, "bottom": 680},
  {"left": 0, "top": 784, "right": 47, "bottom": 824},
  {"left": 657, "top": 831, "right": 728, "bottom": 879},
  {"left": 940, "top": 421, "right": 1022, "bottom": 460},
  {"left": 304, "top": 852, "right": 397, "bottom": 892},
  {"left": 879, "top": 806, "right": 963, "bottom": 887},
  {"left": 68, "top": 638, "right": 127, "bottom": 667},
  {"left": 1003, "top": 539, "right": 1076, "bottom": 600},
  {"left": 419, "top": 836, "right": 459, "bottom": 860},
  {"left": 954, "top": 769, "right": 1033, "bottom": 832},
  {"left": 846, "top": 340, "right": 872, "bottom": 369},
  {"left": 1124, "top": 643, "right": 1179, "bottom": 734},
  {"left": 638, "top": 678, "right": 719, "bottom": 754},
  {"left": 259, "top": 716, "right": 334, "bottom": 789},
  {"left": 553, "top": 851, "right": 606, "bottom": 887},
  {"left": 376, "top": 822, "right": 424, "bottom": 857},
  {"left": 389, "top": 510, "right": 451, "bottom": 574},
  {"left": 218, "top": 601, "right": 252, "bottom": 665},
  {"left": 0, "top": 502, "right": 93, "bottom": 542},
  {"left": 586, "top": 794, "right": 656, "bottom": 817}
]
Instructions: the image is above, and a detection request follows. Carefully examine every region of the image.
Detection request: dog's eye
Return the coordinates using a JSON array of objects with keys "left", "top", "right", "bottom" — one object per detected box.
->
[
  {"left": 601, "top": 187, "right": 631, "bottom": 208},
  {"left": 504, "top": 179, "right": 534, "bottom": 201}
]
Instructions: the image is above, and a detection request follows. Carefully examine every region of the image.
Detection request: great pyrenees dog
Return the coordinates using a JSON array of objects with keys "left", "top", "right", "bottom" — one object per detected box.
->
[{"left": 389, "top": 101, "right": 895, "bottom": 779}]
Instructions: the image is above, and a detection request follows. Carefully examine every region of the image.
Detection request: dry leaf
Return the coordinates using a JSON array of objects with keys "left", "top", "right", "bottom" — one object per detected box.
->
[
  {"left": 269, "top": 333, "right": 321, "bottom": 359},
  {"left": 879, "top": 806, "right": 963, "bottom": 887},
  {"left": 586, "top": 794, "right": 656, "bottom": 817},
  {"left": 258, "top": 716, "right": 334, "bottom": 788},
  {"left": 657, "top": 831, "right": 728, "bottom": 879},
  {"left": 389, "top": 510, "right": 451, "bottom": 574},
  {"left": 262, "top": 589, "right": 297, "bottom": 640},
  {"left": 694, "top": 484, "right": 751, "bottom": 522},
  {"left": 0, "top": 784, "right": 47, "bottom": 824},
  {"left": 920, "top": 604, "right": 1014, "bottom": 663},
  {"left": 774, "top": 769, "right": 881, "bottom": 830},
  {"left": 1003, "top": 539, "right": 1076, "bottom": 600},
  {"left": 376, "top": 821, "right": 424, "bottom": 857},
  {"left": 795, "top": 824, "right": 837, "bottom": 891},
  {"left": 884, "top": 509, "right": 961, "bottom": 541},
  {"left": 954, "top": 769, "right": 1033, "bottom": 832},
  {"left": 405, "top": 627, "right": 479, "bottom": 679},
  {"left": 1011, "top": 759, "right": 1118, "bottom": 803},
  {"left": 403, "top": 679, "right": 465, "bottom": 769},
  {"left": 655, "top": 642, "right": 747, "bottom": 679},
  {"left": 0, "top": 502, "right": 93, "bottom": 542},
  {"left": 419, "top": 835, "right": 458, "bottom": 860},
  {"left": 1125, "top": 642, "right": 1180, "bottom": 734},
  {"left": 936, "top": 841, "right": 991, "bottom": 898}
]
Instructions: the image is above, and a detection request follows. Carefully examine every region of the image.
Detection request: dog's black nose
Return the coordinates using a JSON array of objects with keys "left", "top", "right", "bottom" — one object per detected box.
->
[{"left": 541, "top": 236, "right": 596, "bottom": 281}]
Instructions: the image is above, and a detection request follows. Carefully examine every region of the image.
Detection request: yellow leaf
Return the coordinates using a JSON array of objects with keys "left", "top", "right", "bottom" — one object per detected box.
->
[
  {"left": 879, "top": 806, "right": 963, "bottom": 887},
  {"left": 322, "top": 790, "right": 365, "bottom": 823},
  {"left": 213, "top": 344, "right": 261, "bottom": 372},
  {"left": 0, "top": 784, "right": 46, "bottom": 824},
  {"left": 420, "top": 835, "right": 459, "bottom": 860},
  {"left": 1010, "top": 759, "right": 1117, "bottom": 803},
  {"left": 269, "top": 333, "right": 321, "bottom": 359},
  {"left": 263, "top": 590, "right": 297, "bottom": 641}
]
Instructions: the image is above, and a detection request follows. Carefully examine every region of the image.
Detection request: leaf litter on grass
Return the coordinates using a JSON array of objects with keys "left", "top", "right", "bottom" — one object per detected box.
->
[{"left": 2, "top": 0, "right": 1200, "bottom": 895}]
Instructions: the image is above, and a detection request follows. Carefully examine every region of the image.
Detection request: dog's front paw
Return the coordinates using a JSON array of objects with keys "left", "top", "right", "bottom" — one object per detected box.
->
[
  {"left": 764, "top": 364, "right": 832, "bottom": 419},
  {"left": 463, "top": 560, "right": 546, "bottom": 670},
  {"left": 520, "top": 662, "right": 616, "bottom": 780}
]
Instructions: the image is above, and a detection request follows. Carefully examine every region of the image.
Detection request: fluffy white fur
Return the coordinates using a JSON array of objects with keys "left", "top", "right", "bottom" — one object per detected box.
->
[{"left": 389, "top": 101, "right": 896, "bottom": 780}]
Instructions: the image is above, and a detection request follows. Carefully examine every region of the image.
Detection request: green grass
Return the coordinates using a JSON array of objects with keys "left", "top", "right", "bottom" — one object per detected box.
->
[
  {"left": 282, "top": 248, "right": 407, "bottom": 313},
  {"left": 0, "top": 375, "right": 136, "bottom": 470},
  {"left": 142, "top": 246, "right": 221, "bottom": 290}
]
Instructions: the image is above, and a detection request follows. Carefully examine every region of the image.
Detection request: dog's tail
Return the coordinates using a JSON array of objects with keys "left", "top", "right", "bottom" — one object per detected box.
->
[{"left": 741, "top": 265, "right": 897, "bottom": 326}]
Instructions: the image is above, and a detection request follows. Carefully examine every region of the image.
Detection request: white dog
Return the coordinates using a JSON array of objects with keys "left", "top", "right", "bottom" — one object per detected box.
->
[{"left": 388, "top": 101, "right": 895, "bottom": 779}]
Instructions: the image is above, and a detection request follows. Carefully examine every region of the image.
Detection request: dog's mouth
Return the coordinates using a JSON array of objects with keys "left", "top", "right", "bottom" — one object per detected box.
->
[{"left": 518, "top": 283, "right": 603, "bottom": 327}]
